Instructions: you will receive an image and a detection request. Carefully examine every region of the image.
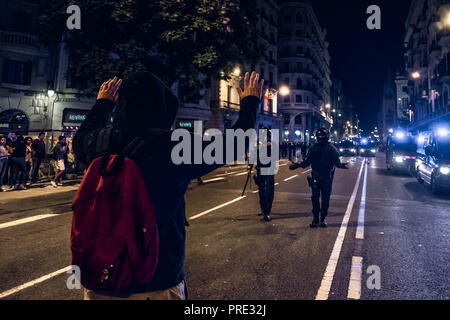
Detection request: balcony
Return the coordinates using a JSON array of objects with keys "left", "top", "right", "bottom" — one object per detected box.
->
[
  {"left": 0, "top": 30, "right": 44, "bottom": 53},
  {"left": 436, "top": 55, "right": 450, "bottom": 84}
]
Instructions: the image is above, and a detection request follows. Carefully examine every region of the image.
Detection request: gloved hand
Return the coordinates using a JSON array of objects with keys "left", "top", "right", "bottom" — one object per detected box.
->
[{"left": 289, "top": 162, "right": 301, "bottom": 170}]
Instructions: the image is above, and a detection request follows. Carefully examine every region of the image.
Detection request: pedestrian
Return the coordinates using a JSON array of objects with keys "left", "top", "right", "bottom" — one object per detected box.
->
[
  {"left": 51, "top": 136, "right": 68, "bottom": 188},
  {"left": 289, "top": 128, "right": 348, "bottom": 228},
  {"left": 5, "top": 131, "right": 16, "bottom": 186},
  {"left": 254, "top": 128, "right": 277, "bottom": 222},
  {"left": 9, "top": 135, "right": 27, "bottom": 190},
  {"left": 31, "top": 132, "right": 46, "bottom": 183},
  {"left": 0, "top": 135, "right": 9, "bottom": 192},
  {"left": 73, "top": 71, "right": 263, "bottom": 300},
  {"left": 301, "top": 142, "right": 307, "bottom": 159},
  {"left": 25, "top": 137, "right": 33, "bottom": 184}
]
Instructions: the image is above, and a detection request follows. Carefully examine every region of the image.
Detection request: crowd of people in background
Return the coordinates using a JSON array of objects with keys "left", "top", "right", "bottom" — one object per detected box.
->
[
  {"left": 280, "top": 141, "right": 310, "bottom": 160},
  {"left": 0, "top": 131, "right": 69, "bottom": 192}
]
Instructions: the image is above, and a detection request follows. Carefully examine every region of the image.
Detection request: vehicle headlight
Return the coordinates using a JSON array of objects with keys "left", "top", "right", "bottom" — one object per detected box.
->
[
  {"left": 361, "top": 149, "right": 365, "bottom": 152},
  {"left": 371, "top": 149, "right": 376, "bottom": 153},
  {"left": 340, "top": 148, "right": 344, "bottom": 152},
  {"left": 395, "top": 156, "right": 404, "bottom": 163},
  {"left": 351, "top": 149, "right": 356, "bottom": 152},
  {"left": 440, "top": 166, "right": 450, "bottom": 175}
]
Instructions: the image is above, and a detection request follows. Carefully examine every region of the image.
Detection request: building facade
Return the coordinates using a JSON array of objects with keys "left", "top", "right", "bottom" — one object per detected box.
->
[
  {"left": 404, "top": 0, "right": 450, "bottom": 134},
  {"left": 278, "top": 0, "right": 332, "bottom": 143},
  {"left": 380, "top": 72, "right": 397, "bottom": 142},
  {"left": 207, "top": 0, "right": 281, "bottom": 133}
]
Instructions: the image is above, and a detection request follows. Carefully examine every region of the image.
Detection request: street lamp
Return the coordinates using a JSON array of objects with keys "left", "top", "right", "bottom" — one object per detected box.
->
[
  {"left": 411, "top": 71, "right": 420, "bottom": 79},
  {"left": 279, "top": 85, "right": 290, "bottom": 96}
]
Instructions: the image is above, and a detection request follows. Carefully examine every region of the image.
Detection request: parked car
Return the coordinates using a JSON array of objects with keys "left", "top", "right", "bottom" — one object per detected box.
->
[{"left": 415, "top": 129, "right": 450, "bottom": 194}]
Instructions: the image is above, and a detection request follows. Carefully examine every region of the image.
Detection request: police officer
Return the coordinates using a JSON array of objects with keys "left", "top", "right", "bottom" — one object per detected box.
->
[
  {"left": 289, "top": 128, "right": 348, "bottom": 228},
  {"left": 253, "top": 127, "right": 277, "bottom": 222}
]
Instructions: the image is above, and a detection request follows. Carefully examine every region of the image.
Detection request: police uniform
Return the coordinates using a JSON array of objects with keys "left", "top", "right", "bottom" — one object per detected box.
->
[{"left": 290, "top": 128, "right": 347, "bottom": 228}]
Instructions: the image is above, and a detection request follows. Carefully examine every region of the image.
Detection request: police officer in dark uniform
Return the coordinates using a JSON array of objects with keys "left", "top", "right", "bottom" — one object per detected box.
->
[
  {"left": 289, "top": 128, "right": 348, "bottom": 228},
  {"left": 253, "top": 128, "right": 277, "bottom": 222}
]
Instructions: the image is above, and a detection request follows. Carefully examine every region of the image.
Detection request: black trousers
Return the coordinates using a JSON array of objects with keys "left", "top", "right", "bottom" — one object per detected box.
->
[
  {"left": 311, "top": 175, "right": 333, "bottom": 221},
  {"left": 31, "top": 157, "right": 42, "bottom": 182},
  {"left": 257, "top": 174, "right": 275, "bottom": 215}
]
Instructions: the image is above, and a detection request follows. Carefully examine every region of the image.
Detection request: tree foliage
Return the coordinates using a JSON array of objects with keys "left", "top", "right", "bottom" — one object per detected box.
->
[{"left": 38, "top": 0, "right": 264, "bottom": 97}]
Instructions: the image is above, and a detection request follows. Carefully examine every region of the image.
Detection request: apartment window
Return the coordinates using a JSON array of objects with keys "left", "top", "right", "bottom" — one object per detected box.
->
[
  {"left": 284, "top": 14, "right": 291, "bottom": 23},
  {"left": 296, "top": 13, "right": 304, "bottom": 24},
  {"left": 283, "top": 95, "right": 290, "bottom": 103},
  {"left": 2, "top": 58, "right": 32, "bottom": 85},
  {"left": 296, "top": 78, "right": 303, "bottom": 89},
  {"left": 297, "top": 62, "right": 303, "bottom": 72},
  {"left": 296, "top": 95, "right": 303, "bottom": 103},
  {"left": 307, "top": 96, "right": 310, "bottom": 103},
  {"left": 284, "top": 77, "right": 290, "bottom": 86},
  {"left": 269, "top": 72, "right": 274, "bottom": 86},
  {"left": 12, "top": 10, "right": 32, "bottom": 33}
]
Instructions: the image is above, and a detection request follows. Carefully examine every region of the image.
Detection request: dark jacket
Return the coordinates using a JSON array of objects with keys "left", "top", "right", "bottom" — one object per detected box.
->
[
  {"left": 73, "top": 72, "right": 259, "bottom": 293},
  {"left": 11, "top": 140, "right": 26, "bottom": 158},
  {"left": 31, "top": 139, "right": 45, "bottom": 159},
  {"left": 299, "top": 142, "right": 344, "bottom": 178}
]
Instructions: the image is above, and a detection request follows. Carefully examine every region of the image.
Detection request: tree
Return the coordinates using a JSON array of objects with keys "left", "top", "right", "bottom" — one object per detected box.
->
[{"left": 38, "top": 0, "right": 264, "bottom": 97}]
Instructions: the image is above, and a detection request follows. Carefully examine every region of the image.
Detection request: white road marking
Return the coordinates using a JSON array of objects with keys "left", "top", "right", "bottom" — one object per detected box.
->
[
  {"left": 0, "top": 266, "right": 71, "bottom": 299},
  {"left": 283, "top": 175, "right": 298, "bottom": 182},
  {"left": 275, "top": 183, "right": 279, "bottom": 186},
  {"left": 356, "top": 162, "right": 368, "bottom": 239},
  {"left": 279, "top": 163, "right": 289, "bottom": 167},
  {"left": 0, "top": 214, "right": 59, "bottom": 230},
  {"left": 315, "top": 160, "right": 365, "bottom": 300},
  {"left": 202, "top": 177, "right": 225, "bottom": 183},
  {"left": 210, "top": 170, "right": 246, "bottom": 178},
  {"left": 234, "top": 172, "right": 249, "bottom": 176},
  {"left": 347, "top": 256, "right": 363, "bottom": 300},
  {"left": 302, "top": 169, "right": 312, "bottom": 174},
  {"left": 189, "top": 196, "right": 246, "bottom": 220}
]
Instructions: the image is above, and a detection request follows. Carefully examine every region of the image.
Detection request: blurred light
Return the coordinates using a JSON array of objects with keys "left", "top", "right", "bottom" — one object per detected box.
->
[
  {"left": 412, "top": 72, "right": 420, "bottom": 79},
  {"left": 47, "top": 90, "right": 55, "bottom": 97},
  {"left": 233, "top": 67, "right": 241, "bottom": 76},
  {"left": 388, "top": 128, "right": 394, "bottom": 133},
  {"left": 351, "top": 149, "right": 356, "bottom": 152},
  {"left": 295, "top": 130, "right": 301, "bottom": 136},
  {"left": 279, "top": 85, "right": 290, "bottom": 96},
  {"left": 395, "top": 156, "right": 404, "bottom": 163},
  {"left": 437, "top": 128, "right": 448, "bottom": 137},
  {"left": 395, "top": 131, "right": 405, "bottom": 139},
  {"left": 371, "top": 149, "right": 376, "bottom": 153},
  {"left": 326, "top": 104, "right": 331, "bottom": 109},
  {"left": 338, "top": 113, "right": 342, "bottom": 117},
  {"left": 340, "top": 148, "right": 344, "bottom": 152},
  {"left": 361, "top": 139, "right": 368, "bottom": 145},
  {"left": 444, "top": 12, "right": 450, "bottom": 27},
  {"left": 361, "top": 149, "right": 365, "bottom": 152},
  {"left": 440, "top": 166, "right": 450, "bottom": 175},
  {"left": 284, "top": 130, "right": 289, "bottom": 135}
]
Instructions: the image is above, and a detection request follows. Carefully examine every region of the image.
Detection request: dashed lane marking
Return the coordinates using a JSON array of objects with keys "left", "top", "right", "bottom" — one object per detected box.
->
[
  {"left": 283, "top": 175, "right": 298, "bottom": 182},
  {"left": 0, "top": 266, "right": 71, "bottom": 299},
  {"left": 189, "top": 196, "right": 246, "bottom": 221},
  {"left": 347, "top": 256, "right": 363, "bottom": 300},
  {"left": 0, "top": 214, "right": 60, "bottom": 230},
  {"left": 315, "top": 160, "right": 365, "bottom": 300}
]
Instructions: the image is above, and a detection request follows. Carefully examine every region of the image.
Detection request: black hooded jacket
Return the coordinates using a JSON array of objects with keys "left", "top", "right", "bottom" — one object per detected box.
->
[{"left": 73, "top": 72, "right": 259, "bottom": 293}]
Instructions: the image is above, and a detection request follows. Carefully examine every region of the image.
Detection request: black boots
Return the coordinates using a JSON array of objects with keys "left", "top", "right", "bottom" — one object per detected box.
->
[
  {"left": 310, "top": 218, "right": 320, "bottom": 228},
  {"left": 320, "top": 218, "right": 328, "bottom": 228}
]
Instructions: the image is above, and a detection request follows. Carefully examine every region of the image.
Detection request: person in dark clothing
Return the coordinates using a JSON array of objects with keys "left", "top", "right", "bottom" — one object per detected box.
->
[
  {"left": 31, "top": 132, "right": 46, "bottom": 183},
  {"left": 254, "top": 128, "right": 277, "bottom": 222},
  {"left": 301, "top": 142, "right": 307, "bottom": 159},
  {"left": 73, "top": 71, "right": 263, "bottom": 299},
  {"left": 51, "top": 136, "right": 68, "bottom": 187},
  {"left": 9, "top": 135, "right": 27, "bottom": 190},
  {"left": 290, "top": 128, "right": 348, "bottom": 228}
]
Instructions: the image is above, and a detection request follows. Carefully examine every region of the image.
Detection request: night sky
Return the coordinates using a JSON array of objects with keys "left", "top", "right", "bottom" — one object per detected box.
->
[{"left": 312, "top": 0, "right": 413, "bottom": 132}]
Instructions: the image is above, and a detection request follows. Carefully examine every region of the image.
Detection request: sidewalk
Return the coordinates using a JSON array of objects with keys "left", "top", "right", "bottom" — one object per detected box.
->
[{"left": 0, "top": 178, "right": 82, "bottom": 202}]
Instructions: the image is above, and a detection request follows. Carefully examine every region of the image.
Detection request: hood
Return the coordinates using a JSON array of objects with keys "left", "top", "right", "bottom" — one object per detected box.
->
[{"left": 113, "top": 72, "right": 179, "bottom": 134}]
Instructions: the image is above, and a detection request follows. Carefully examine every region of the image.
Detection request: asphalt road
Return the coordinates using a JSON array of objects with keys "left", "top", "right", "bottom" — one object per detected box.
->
[{"left": 0, "top": 154, "right": 449, "bottom": 300}]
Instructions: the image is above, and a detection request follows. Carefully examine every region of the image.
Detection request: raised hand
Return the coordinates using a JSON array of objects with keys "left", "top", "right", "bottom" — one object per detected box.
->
[
  {"left": 97, "top": 77, "right": 122, "bottom": 102},
  {"left": 237, "top": 71, "right": 264, "bottom": 101}
]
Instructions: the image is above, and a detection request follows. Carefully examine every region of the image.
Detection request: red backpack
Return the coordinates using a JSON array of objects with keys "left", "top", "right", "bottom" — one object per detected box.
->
[{"left": 71, "top": 135, "right": 159, "bottom": 296}]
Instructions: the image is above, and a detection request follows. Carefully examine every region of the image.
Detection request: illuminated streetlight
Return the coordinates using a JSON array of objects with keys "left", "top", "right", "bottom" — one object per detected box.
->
[
  {"left": 411, "top": 71, "right": 420, "bottom": 79},
  {"left": 47, "top": 89, "right": 55, "bottom": 97},
  {"left": 279, "top": 85, "right": 290, "bottom": 96}
]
